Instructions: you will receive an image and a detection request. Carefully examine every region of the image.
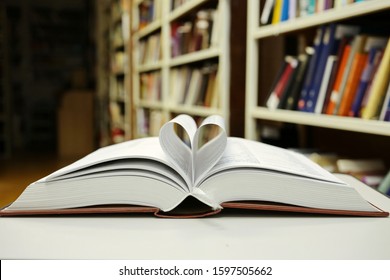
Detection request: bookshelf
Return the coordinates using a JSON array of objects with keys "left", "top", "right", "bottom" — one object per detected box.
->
[
  {"left": 96, "top": 0, "right": 111, "bottom": 147},
  {"left": 96, "top": 0, "right": 132, "bottom": 145},
  {"left": 132, "top": 0, "right": 230, "bottom": 137},
  {"left": 246, "top": 1, "right": 390, "bottom": 162},
  {"left": 0, "top": 4, "right": 11, "bottom": 158}
]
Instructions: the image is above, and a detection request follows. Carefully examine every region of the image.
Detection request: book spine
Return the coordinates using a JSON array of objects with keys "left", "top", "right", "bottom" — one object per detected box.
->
[
  {"left": 348, "top": 48, "right": 380, "bottom": 117},
  {"left": 314, "top": 55, "right": 337, "bottom": 114},
  {"left": 362, "top": 38, "right": 390, "bottom": 120},
  {"left": 326, "top": 44, "right": 351, "bottom": 114},
  {"left": 260, "top": 0, "right": 275, "bottom": 25},
  {"left": 298, "top": 26, "right": 325, "bottom": 111},
  {"left": 379, "top": 81, "right": 390, "bottom": 121},
  {"left": 305, "top": 24, "right": 336, "bottom": 112},
  {"left": 337, "top": 52, "right": 368, "bottom": 116}
]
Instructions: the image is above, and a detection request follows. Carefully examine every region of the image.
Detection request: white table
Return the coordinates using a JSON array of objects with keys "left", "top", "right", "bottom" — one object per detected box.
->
[{"left": 1, "top": 175, "right": 390, "bottom": 260}]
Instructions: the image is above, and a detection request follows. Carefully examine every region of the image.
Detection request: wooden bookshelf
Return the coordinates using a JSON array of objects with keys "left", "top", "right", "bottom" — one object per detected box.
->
[
  {"left": 246, "top": 0, "right": 390, "bottom": 163},
  {"left": 96, "top": 0, "right": 132, "bottom": 145},
  {"left": 132, "top": 0, "right": 231, "bottom": 138}
]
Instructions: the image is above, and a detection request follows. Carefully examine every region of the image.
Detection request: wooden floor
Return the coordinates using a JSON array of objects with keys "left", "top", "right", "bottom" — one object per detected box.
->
[{"left": 0, "top": 153, "right": 76, "bottom": 209}]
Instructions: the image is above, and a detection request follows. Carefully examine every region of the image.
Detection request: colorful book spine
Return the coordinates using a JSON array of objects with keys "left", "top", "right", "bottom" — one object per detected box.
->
[
  {"left": 348, "top": 48, "right": 381, "bottom": 117},
  {"left": 337, "top": 52, "right": 368, "bottom": 116},
  {"left": 314, "top": 55, "right": 337, "bottom": 114},
  {"left": 305, "top": 24, "right": 336, "bottom": 112},
  {"left": 326, "top": 43, "right": 352, "bottom": 114},
  {"left": 298, "top": 26, "right": 325, "bottom": 111},
  {"left": 379, "top": 82, "right": 390, "bottom": 121},
  {"left": 362, "top": 38, "right": 390, "bottom": 119},
  {"left": 272, "top": 0, "right": 283, "bottom": 24}
]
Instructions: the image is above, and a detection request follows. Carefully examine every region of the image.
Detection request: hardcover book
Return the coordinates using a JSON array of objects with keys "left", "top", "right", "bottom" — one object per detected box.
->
[{"left": 1, "top": 115, "right": 388, "bottom": 218}]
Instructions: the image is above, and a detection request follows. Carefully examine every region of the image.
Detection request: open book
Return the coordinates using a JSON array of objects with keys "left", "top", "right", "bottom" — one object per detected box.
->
[{"left": 1, "top": 115, "right": 388, "bottom": 218}]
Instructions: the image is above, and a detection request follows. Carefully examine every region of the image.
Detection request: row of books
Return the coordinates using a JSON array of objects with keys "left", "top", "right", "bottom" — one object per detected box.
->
[
  {"left": 261, "top": 0, "right": 368, "bottom": 25},
  {"left": 136, "top": 108, "right": 166, "bottom": 137},
  {"left": 140, "top": 71, "right": 162, "bottom": 102},
  {"left": 266, "top": 24, "right": 390, "bottom": 121},
  {"left": 110, "top": 76, "right": 126, "bottom": 101},
  {"left": 109, "top": 101, "right": 125, "bottom": 143},
  {"left": 111, "top": 23, "right": 124, "bottom": 48},
  {"left": 169, "top": 64, "right": 219, "bottom": 107},
  {"left": 171, "top": 0, "right": 192, "bottom": 11},
  {"left": 171, "top": 7, "right": 219, "bottom": 57},
  {"left": 138, "top": 33, "right": 161, "bottom": 64},
  {"left": 111, "top": 51, "right": 128, "bottom": 74},
  {"left": 138, "top": 0, "right": 162, "bottom": 30}
]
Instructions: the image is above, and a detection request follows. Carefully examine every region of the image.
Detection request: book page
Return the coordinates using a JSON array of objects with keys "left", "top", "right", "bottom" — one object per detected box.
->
[
  {"left": 159, "top": 114, "right": 227, "bottom": 190},
  {"left": 193, "top": 115, "right": 227, "bottom": 185},
  {"left": 199, "top": 137, "right": 344, "bottom": 186},
  {"left": 159, "top": 114, "right": 197, "bottom": 181},
  {"left": 43, "top": 137, "right": 191, "bottom": 189}
]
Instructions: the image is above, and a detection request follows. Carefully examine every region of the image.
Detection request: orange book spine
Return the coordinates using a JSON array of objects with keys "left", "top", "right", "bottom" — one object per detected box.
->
[
  {"left": 326, "top": 45, "right": 351, "bottom": 114},
  {"left": 338, "top": 53, "right": 368, "bottom": 116}
]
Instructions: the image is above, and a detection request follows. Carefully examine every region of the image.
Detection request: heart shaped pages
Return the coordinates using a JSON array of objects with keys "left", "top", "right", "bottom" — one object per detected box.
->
[{"left": 159, "top": 114, "right": 227, "bottom": 192}]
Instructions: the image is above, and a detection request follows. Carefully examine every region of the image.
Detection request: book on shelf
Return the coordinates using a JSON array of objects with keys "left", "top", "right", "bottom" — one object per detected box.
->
[
  {"left": 327, "top": 35, "right": 367, "bottom": 114},
  {"left": 284, "top": 52, "right": 311, "bottom": 111},
  {"left": 140, "top": 71, "right": 162, "bottom": 102},
  {"left": 305, "top": 24, "right": 359, "bottom": 113},
  {"left": 314, "top": 55, "right": 337, "bottom": 114},
  {"left": 262, "top": 0, "right": 363, "bottom": 26},
  {"left": 379, "top": 81, "right": 390, "bottom": 121},
  {"left": 349, "top": 47, "right": 384, "bottom": 117},
  {"left": 266, "top": 56, "right": 298, "bottom": 110},
  {"left": 338, "top": 36, "right": 387, "bottom": 116},
  {"left": 138, "top": 0, "right": 160, "bottom": 30},
  {"left": 362, "top": 38, "right": 390, "bottom": 120},
  {"left": 298, "top": 26, "right": 326, "bottom": 111},
  {"left": 321, "top": 36, "right": 353, "bottom": 113},
  {"left": 139, "top": 33, "right": 161, "bottom": 64},
  {"left": 1, "top": 114, "right": 388, "bottom": 218},
  {"left": 260, "top": 0, "right": 275, "bottom": 25},
  {"left": 336, "top": 46, "right": 368, "bottom": 116},
  {"left": 171, "top": 7, "right": 217, "bottom": 57},
  {"left": 277, "top": 57, "right": 301, "bottom": 109},
  {"left": 271, "top": 0, "right": 283, "bottom": 24}
]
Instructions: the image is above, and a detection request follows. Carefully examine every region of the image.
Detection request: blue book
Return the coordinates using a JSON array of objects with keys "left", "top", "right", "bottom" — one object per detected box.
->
[
  {"left": 305, "top": 24, "right": 337, "bottom": 112},
  {"left": 281, "top": 0, "right": 289, "bottom": 21},
  {"left": 298, "top": 26, "right": 325, "bottom": 111},
  {"left": 305, "top": 24, "right": 360, "bottom": 112},
  {"left": 349, "top": 48, "right": 382, "bottom": 117}
]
